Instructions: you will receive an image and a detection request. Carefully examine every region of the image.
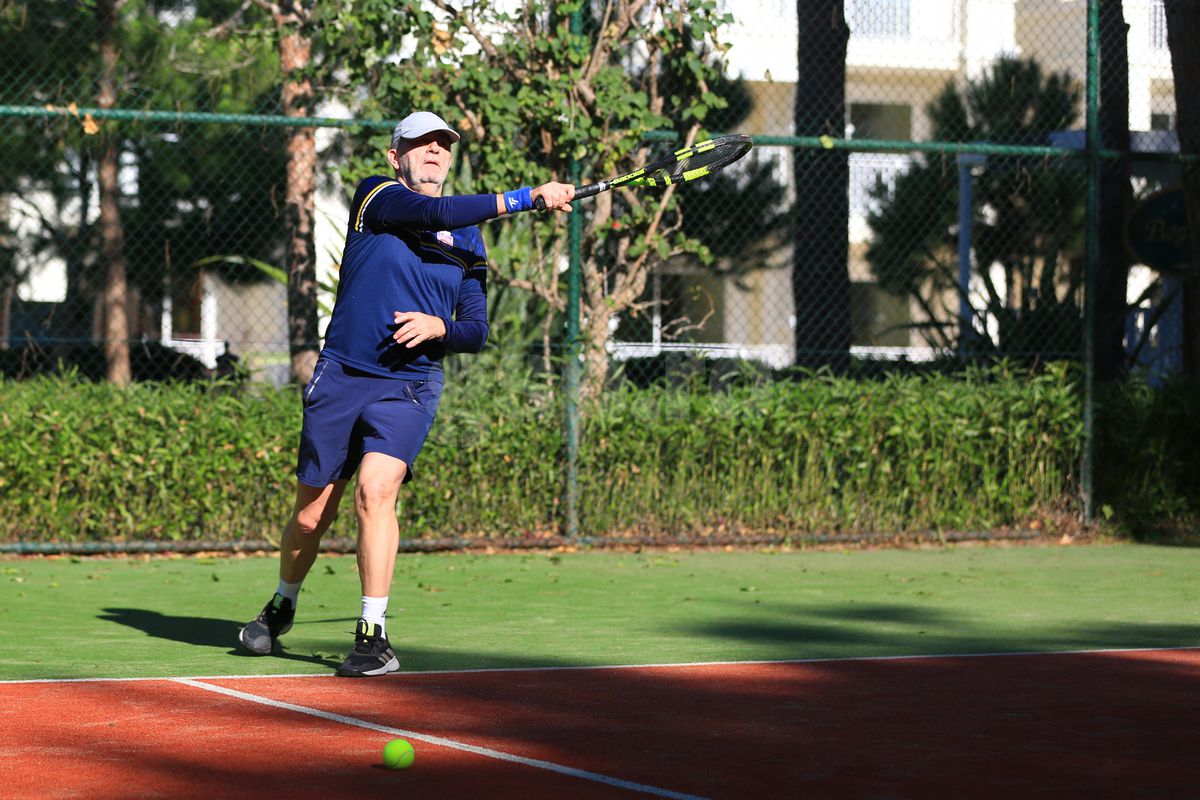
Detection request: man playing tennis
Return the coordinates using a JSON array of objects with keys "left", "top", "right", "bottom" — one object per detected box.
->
[{"left": 238, "top": 111, "right": 574, "bottom": 676}]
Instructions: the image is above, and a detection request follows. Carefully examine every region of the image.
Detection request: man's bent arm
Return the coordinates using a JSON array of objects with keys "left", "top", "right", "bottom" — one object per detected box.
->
[{"left": 441, "top": 266, "right": 489, "bottom": 353}]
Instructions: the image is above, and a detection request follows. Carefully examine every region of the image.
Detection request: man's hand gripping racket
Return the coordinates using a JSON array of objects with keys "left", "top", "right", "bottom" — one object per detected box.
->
[{"left": 533, "top": 134, "right": 754, "bottom": 211}]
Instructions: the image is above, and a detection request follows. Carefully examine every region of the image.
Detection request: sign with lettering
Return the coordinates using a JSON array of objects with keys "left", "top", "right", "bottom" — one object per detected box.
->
[{"left": 1126, "top": 187, "right": 1193, "bottom": 274}]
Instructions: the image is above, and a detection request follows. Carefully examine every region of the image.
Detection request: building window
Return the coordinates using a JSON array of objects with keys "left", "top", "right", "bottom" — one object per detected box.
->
[
  {"left": 850, "top": 0, "right": 911, "bottom": 39},
  {"left": 849, "top": 103, "right": 912, "bottom": 141},
  {"left": 612, "top": 270, "right": 723, "bottom": 347},
  {"left": 1150, "top": 112, "right": 1175, "bottom": 132},
  {"left": 168, "top": 273, "right": 205, "bottom": 338},
  {"left": 848, "top": 104, "right": 914, "bottom": 217},
  {"left": 850, "top": 282, "right": 911, "bottom": 347}
]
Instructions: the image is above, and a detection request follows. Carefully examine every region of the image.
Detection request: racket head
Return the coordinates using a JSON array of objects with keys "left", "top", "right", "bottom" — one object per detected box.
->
[{"left": 618, "top": 134, "right": 754, "bottom": 190}]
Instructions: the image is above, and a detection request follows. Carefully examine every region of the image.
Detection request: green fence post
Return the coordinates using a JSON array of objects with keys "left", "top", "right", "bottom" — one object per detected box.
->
[
  {"left": 563, "top": 166, "right": 582, "bottom": 540},
  {"left": 563, "top": 8, "right": 584, "bottom": 541},
  {"left": 1083, "top": 0, "right": 1100, "bottom": 521}
]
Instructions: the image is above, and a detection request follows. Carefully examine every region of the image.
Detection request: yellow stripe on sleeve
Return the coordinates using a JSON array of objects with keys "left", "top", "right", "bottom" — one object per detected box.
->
[
  {"left": 355, "top": 180, "right": 401, "bottom": 232},
  {"left": 415, "top": 241, "right": 472, "bottom": 271}
]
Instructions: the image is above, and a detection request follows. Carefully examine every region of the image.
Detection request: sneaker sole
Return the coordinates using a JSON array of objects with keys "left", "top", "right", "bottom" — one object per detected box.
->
[
  {"left": 237, "top": 626, "right": 273, "bottom": 655},
  {"left": 335, "top": 655, "right": 399, "bottom": 678},
  {"left": 237, "top": 621, "right": 293, "bottom": 656}
]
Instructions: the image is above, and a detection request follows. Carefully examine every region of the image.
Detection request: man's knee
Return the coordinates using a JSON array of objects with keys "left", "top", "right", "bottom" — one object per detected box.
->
[
  {"left": 291, "top": 480, "right": 345, "bottom": 537},
  {"left": 354, "top": 476, "right": 402, "bottom": 515},
  {"left": 294, "top": 507, "right": 329, "bottom": 537}
]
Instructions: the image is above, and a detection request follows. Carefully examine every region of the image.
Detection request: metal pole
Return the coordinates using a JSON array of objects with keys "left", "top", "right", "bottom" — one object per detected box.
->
[
  {"left": 563, "top": 8, "right": 584, "bottom": 540},
  {"left": 563, "top": 174, "right": 582, "bottom": 540},
  {"left": 956, "top": 153, "right": 986, "bottom": 353},
  {"left": 1083, "top": 0, "right": 1101, "bottom": 521}
]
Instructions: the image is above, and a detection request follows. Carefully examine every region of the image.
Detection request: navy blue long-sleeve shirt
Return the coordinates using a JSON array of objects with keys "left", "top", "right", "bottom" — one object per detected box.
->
[{"left": 320, "top": 176, "right": 498, "bottom": 381}]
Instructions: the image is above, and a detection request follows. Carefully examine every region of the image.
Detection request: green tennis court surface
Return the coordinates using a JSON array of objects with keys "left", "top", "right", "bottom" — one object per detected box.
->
[
  {"left": 2, "top": 543, "right": 1198, "bottom": 679},
  {"left": 2, "top": 544, "right": 1198, "bottom": 797}
]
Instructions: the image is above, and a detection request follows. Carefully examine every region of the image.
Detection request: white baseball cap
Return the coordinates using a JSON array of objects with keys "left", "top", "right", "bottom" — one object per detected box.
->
[{"left": 391, "top": 111, "right": 461, "bottom": 148}]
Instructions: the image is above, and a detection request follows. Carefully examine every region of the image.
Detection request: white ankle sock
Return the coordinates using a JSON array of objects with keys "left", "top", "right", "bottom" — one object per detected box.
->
[
  {"left": 361, "top": 595, "right": 388, "bottom": 635},
  {"left": 276, "top": 579, "right": 302, "bottom": 603}
]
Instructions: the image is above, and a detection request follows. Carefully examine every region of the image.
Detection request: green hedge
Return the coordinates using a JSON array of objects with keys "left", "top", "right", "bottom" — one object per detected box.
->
[
  {"left": 580, "top": 363, "right": 1082, "bottom": 534},
  {"left": 2, "top": 362, "right": 1162, "bottom": 543},
  {"left": 1094, "top": 376, "right": 1200, "bottom": 535},
  {"left": 0, "top": 378, "right": 297, "bottom": 541}
]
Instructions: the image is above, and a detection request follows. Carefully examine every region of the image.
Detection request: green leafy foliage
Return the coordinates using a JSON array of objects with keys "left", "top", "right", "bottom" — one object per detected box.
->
[
  {"left": 0, "top": 365, "right": 1132, "bottom": 542},
  {"left": 579, "top": 361, "right": 1084, "bottom": 533},
  {"left": 311, "top": 0, "right": 736, "bottom": 399},
  {"left": 1093, "top": 376, "right": 1200, "bottom": 536},
  {"left": 0, "top": 376, "right": 297, "bottom": 541}
]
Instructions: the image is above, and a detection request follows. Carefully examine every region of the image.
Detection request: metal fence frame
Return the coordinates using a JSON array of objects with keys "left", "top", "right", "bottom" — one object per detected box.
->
[{"left": 2, "top": 0, "right": 1194, "bottom": 539}]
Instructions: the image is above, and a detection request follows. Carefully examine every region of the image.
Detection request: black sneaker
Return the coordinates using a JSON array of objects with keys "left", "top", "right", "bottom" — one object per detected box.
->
[
  {"left": 238, "top": 594, "right": 295, "bottom": 655},
  {"left": 335, "top": 618, "right": 399, "bottom": 677}
]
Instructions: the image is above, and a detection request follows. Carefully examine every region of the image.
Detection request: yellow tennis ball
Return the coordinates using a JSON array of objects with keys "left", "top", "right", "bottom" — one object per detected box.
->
[
  {"left": 818, "top": 135, "right": 835, "bottom": 149},
  {"left": 382, "top": 738, "right": 415, "bottom": 770}
]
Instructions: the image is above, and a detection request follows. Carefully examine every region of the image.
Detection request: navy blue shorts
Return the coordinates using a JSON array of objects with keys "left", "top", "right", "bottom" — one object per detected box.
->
[{"left": 295, "top": 358, "right": 443, "bottom": 487}]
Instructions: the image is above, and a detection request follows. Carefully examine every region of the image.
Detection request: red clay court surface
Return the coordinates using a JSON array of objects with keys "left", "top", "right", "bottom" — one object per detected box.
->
[{"left": 2, "top": 647, "right": 1198, "bottom": 799}]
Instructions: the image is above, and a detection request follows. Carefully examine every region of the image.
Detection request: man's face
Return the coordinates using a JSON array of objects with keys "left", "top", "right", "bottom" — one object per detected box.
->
[{"left": 388, "top": 132, "right": 455, "bottom": 194}]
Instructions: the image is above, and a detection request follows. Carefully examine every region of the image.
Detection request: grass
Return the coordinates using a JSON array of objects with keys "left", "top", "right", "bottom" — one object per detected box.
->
[{"left": 1, "top": 543, "right": 1198, "bottom": 681}]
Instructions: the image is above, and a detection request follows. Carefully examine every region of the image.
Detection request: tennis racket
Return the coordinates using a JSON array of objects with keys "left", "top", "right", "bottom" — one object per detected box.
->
[{"left": 534, "top": 134, "right": 753, "bottom": 211}]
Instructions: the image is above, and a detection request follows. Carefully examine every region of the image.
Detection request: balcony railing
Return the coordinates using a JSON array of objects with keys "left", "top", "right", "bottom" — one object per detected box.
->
[
  {"left": 1150, "top": 0, "right": 1167, "bottom": 51},
  {"left": 849, "top": 152, "right": 913, "bottom": 219},
  {"left": 722, "top": 0, "right": 963, "bottom": 81},
  {"left": 850, "top": 0, "right": 911, "bottom": 39}
]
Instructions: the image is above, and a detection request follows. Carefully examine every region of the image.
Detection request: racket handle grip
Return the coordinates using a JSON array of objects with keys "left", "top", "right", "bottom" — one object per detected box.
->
[
  {"left": 532, "top": 181, "right": 606, "bottom": 212},
  {"left": 574, "top": 182, "right": 605, "bottom": 200}
]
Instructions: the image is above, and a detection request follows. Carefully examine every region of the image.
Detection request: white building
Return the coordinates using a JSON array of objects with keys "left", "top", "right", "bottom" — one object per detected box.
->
[
  {"left": 8, "top": 1, "right": 1179, "bottom": 377},
  {"left": 614, "top": 0, "right": 1178, "bottom": 367}
]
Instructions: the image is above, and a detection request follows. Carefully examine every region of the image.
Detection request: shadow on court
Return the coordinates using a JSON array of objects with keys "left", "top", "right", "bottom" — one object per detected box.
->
[
  {"left": 99, "top": 608, "right": 340, "bottom": 669},
  {"left": 679, "top": 600, "right": 1200, "bottom": 656}
]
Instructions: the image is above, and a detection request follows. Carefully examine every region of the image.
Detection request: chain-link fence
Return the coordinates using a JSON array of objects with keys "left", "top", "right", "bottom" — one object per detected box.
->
[
  {"left": 0, "top": 1, "right": 1191, "bottom": 519},
  {"left": 694, "top": 0, "right": 1182, "bottom": 384}
]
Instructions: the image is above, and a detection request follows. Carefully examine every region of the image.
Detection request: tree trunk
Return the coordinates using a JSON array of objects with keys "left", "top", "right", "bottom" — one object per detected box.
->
[
  {"left": 96, "top": 0, "right": 131, "bottom": 386},
  {"left": 56, "top": 151, "right": 94, "bottom": 349},
  {"left": 0, "top": 285, "right": 11, "bottom": 351},
  {"left": 278, "top": 12, "right": 319, "bottom": 386},
  {"left": 0, "top": 195, "right": 10, "bottom": 350},
  {"left": 581, "top": 304, "right": 614, "bottom": 405},
  {"left": 793, "top": 0, "right": 852, "bottom": 371},
  {"left": 1095, "top": 0, "right": 1131, "bottom": 382},
  {"left": 1163, "top": 0, "right": 1200, "bottom": 377}
]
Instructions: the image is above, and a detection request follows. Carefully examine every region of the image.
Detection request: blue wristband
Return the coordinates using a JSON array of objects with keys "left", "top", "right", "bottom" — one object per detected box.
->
[{"left": 503, "top": 186, "right": 533, "bottom": 213}]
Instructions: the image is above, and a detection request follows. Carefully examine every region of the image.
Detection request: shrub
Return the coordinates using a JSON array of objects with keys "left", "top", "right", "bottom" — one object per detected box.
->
[
  {"left": 580, "top": 362, "right": 1082, "bottom": 534},
  {"left": 3, "top": 362, "right": 1162, "bottom": 543},
  {"left": 1094, "top": 376, "right": 1200, "bottom": 537}
]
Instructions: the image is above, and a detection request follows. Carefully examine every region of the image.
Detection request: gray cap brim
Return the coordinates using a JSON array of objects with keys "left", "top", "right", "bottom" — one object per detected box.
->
[{"left": 392, "top": 111, "right": 461, "bottom": 145}]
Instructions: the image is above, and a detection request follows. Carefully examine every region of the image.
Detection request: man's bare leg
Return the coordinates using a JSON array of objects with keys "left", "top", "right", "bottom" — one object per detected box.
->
[
  {"left": 354, "top": 452, "right": 408, "bottom": 599},
  {"left": 281, "top": 479, "right": 348, "bottom": 583},
  {"left": 335, "top": 452, "right": 407, "bottom": 677},
  {"left": 239, "top": 479, "right": 347, "bottom": 655}
]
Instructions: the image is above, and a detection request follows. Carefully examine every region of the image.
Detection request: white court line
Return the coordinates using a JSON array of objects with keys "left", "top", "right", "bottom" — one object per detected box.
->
[
  {"left": 173, "top": 677, "right": 705, "bottom": 800},
  {"left": 2, "top": 644, "right": 1199, "bottom": 685}
]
